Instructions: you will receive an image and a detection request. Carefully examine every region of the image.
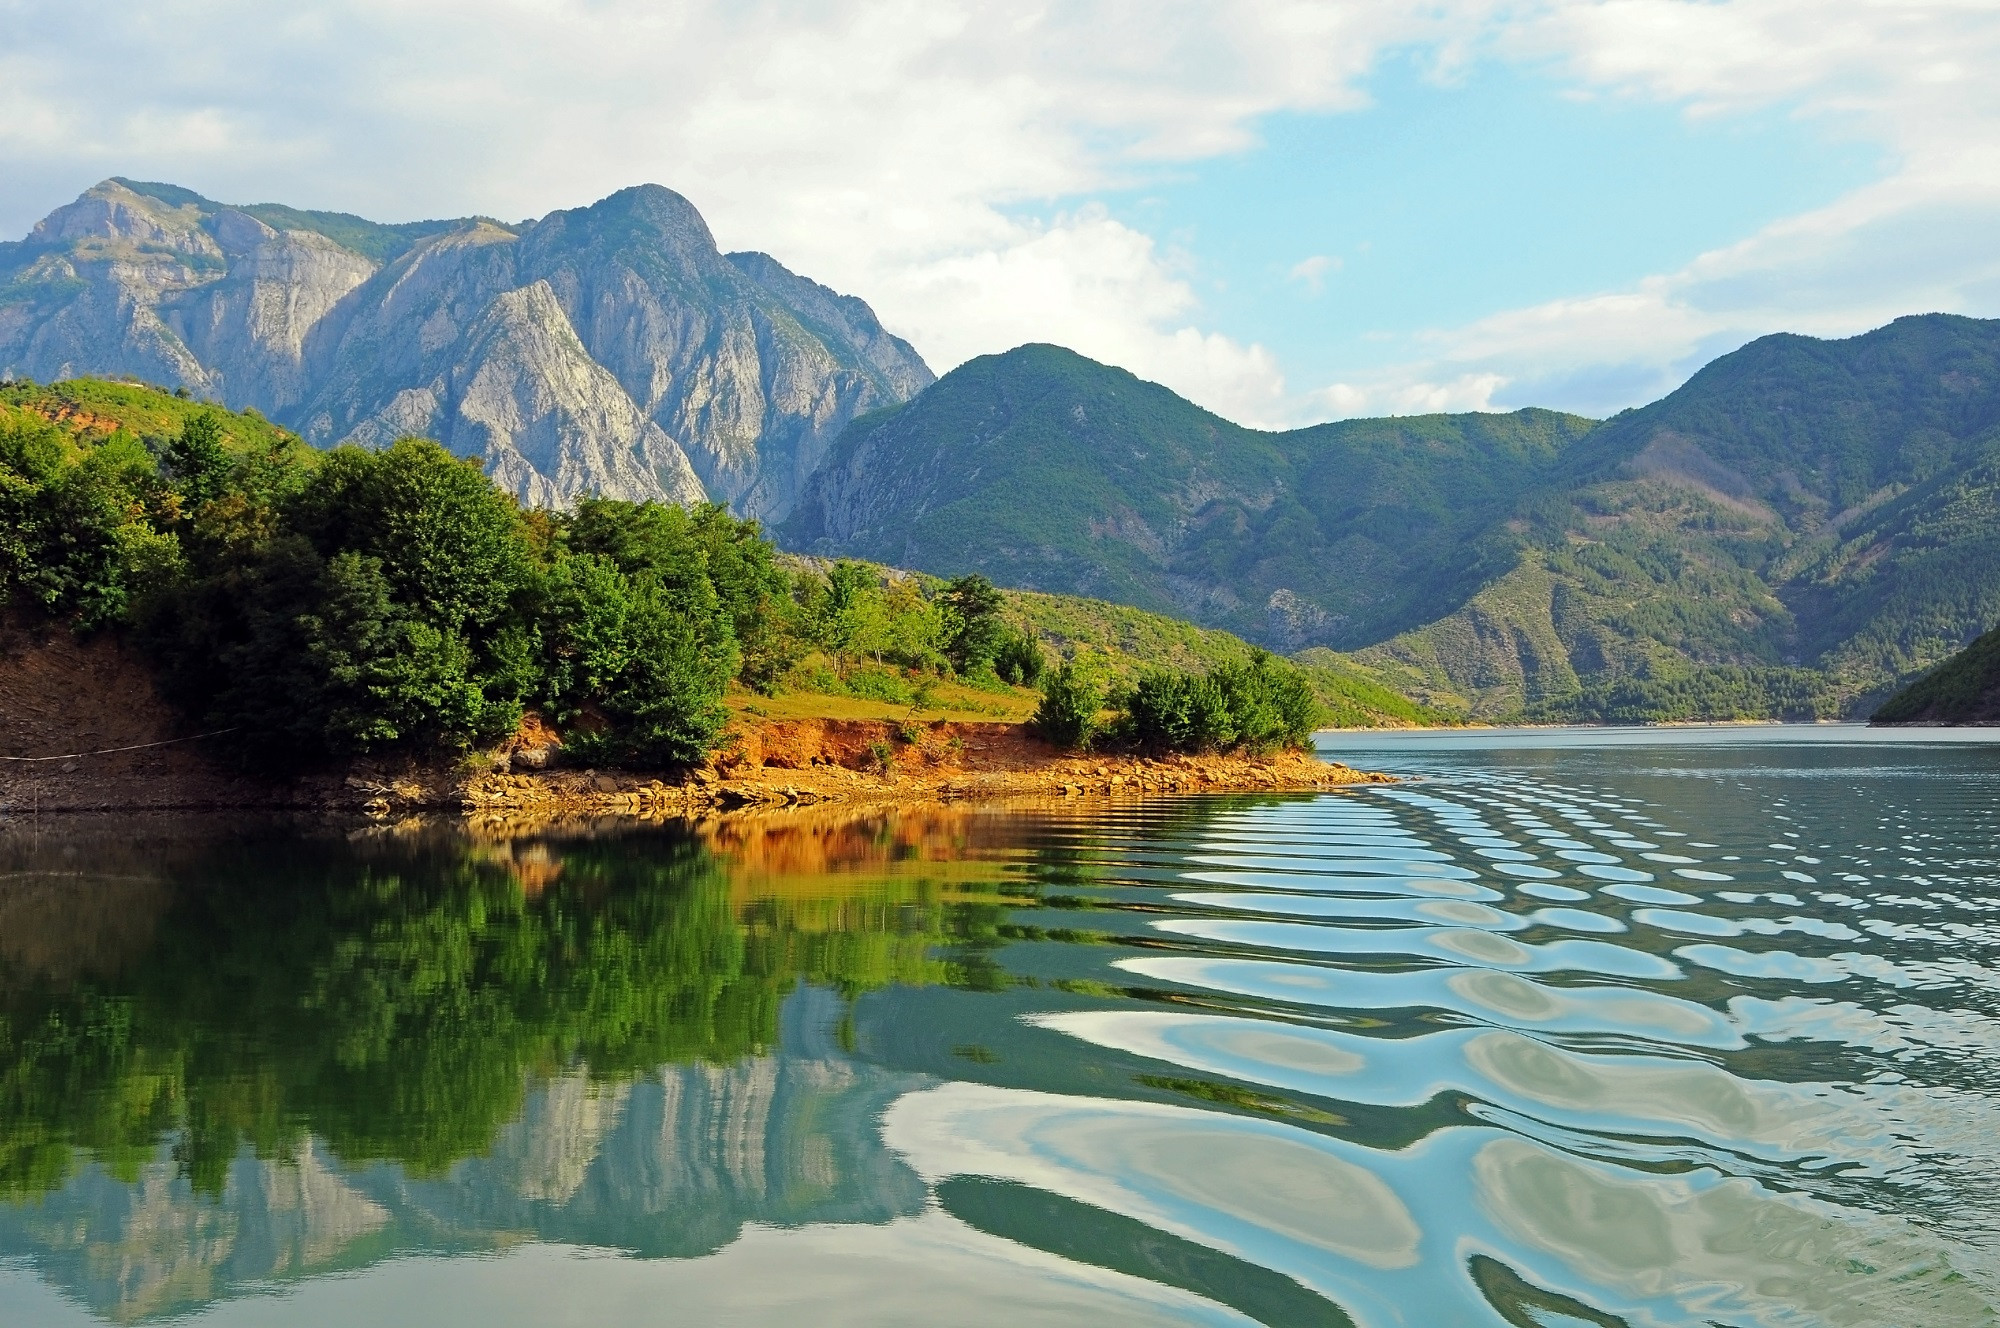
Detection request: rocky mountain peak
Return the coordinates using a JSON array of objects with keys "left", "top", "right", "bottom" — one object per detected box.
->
[
  {"left": 27, "top": 179, "right": 217, "bottom": 257},
  {"left": 1, "top": 181, "right": 933, "bottom": 515}
]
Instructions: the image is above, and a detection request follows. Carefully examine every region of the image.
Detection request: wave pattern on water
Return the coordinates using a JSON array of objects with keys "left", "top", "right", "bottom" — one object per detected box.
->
[
  {"left": 979, "top": 738, "right": 2000, "bottom": 1326},
  {"left": 4, "top": 734, "right": 2000, "bottom": 1327}
]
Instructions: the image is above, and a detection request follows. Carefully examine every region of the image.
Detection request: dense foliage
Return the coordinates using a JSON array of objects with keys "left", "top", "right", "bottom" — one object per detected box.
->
[
  {"left": 2, "top": 377, "right": 1451, "bottom": 761},
  {"left": 1114, "top": 653, "right": 1322, "bottom": 754},
  {"left": 0, "top": 382, "right": 1037, "bottom": 767},
  {"left": 1031, "top": 651, "right": 1323, "bottom": 754},
  {"left": 1030, "top": 661, "right": 1106, "bottom": 749},
  {"left": 785, "top": 319, "right": 2000, "bottom": 723},
  {"left": 1871, "top": 621, "right": 2000, "bottom": 723}
]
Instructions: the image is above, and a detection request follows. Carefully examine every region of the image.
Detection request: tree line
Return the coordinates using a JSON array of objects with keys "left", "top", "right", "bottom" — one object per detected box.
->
[{"left": 2, "top": 394, "right": 1323, "bottom": 767}]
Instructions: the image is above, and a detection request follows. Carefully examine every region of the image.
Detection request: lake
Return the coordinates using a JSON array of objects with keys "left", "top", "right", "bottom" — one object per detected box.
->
[{"left": 1, "top": 725, "right": 1997, "bottom": 1326}]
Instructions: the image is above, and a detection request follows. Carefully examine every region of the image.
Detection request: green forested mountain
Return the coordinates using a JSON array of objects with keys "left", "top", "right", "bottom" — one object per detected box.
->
[
  {"left": 787, "top": 317, "right": 2000, "bottom": 720},
  {"left": 1871, "top": 621, "right": 2000, "bottom": 723},
  {"left": 782, "top": 343, "right": 1595, "bottom": 649},
  {"left": 1365, "top": 313, "right": 2000, "bottom": 718}
]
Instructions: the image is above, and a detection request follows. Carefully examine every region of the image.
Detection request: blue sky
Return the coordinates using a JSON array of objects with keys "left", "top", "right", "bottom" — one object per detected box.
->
[
  {"left": 1081, "top": 58, "right": 1882, "bottom": 416},
  {"left": 2, "top": 1, "right": 1997, "bottom": 426}
]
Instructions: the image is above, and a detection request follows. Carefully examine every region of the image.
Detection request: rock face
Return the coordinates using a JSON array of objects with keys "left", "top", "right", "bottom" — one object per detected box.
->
[{"left": 0, "top": 179, "right": 933, "bottom": 515}]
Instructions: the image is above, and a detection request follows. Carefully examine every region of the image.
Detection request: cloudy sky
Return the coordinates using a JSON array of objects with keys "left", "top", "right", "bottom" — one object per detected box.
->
[{"left": 3, "top": 0, "right": 1995, "bottom": 426}]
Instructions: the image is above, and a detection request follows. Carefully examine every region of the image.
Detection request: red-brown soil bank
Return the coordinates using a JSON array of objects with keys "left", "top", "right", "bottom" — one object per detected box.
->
[{"left": 1, "top": 626, "right": 1390, "bottom": 818}]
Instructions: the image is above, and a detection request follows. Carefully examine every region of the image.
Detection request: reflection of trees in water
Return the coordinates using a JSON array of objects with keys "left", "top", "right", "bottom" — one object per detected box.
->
[
  {"left": 0, "top": 816, "right": 990, "bottom": 1203},
  {"left": 0, "top": 816, "right": 988, "bottom": 1321},
  {"left": 0, "top": 799, "right": 1313, "bottom": 1323}
]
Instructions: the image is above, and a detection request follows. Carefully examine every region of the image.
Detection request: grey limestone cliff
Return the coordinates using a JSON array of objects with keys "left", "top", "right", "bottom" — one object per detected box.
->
[{"left": 0, "top": 179, "right": 934, "bottom": 516}]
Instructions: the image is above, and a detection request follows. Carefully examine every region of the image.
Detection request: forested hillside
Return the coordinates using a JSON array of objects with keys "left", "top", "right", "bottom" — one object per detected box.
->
[
  {"left": 1363, "top": 314, "right": 2000, "bottom": 719},
  {"left": 1871, "top": 621, "right": 2000, "bottom": 723},
  {"left": 1, "top": 378, "right": 1417, "bottom": 773},
  {"left": 788, "top": 317, "right": 2000, "bottom": 721},
  {"left": 783, "top": 343, "right": 1594, "bottom": 648}
]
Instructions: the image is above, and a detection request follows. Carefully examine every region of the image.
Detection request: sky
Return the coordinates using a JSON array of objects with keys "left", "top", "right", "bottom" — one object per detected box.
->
[{"left": 2, "top": 0, "right": 1997, "bottom": 428}]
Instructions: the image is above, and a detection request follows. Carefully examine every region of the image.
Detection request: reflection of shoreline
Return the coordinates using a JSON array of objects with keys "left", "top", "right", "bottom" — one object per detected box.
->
[{"left": 0, "top": 989, "right": 930, "bottom": 1324}]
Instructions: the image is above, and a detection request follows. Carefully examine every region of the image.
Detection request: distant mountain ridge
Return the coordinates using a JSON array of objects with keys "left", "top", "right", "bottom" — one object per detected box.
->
[
  {"left": 10, "top": 178, "right": 1998, "bottom": 719},
  {"left": 786, "top": 317, "right": 2000, "bottom": 718},
  {"left": 0, "top": 178, "right": 934, "bottom": 515},
  {"left": 783, "top": 343, "right": 1596, "bottom": 649}
]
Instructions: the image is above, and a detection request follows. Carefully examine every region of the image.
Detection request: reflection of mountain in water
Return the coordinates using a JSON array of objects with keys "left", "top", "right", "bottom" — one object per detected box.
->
[
  {"left": 393, "top": 987, "right": 928, "bottom": 1258},
  {"left": 0, "top": 989, "right": 927, "bottom": 1322},
  {"left": 0, "top": 1143, "right": 391, "bottom": 1323}
]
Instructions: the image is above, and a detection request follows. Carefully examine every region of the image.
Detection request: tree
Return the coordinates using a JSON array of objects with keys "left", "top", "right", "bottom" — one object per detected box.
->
[
  {"left": 942, "top": 573, "right": 1008, "bottom": 674},
  {"left": 537, "top": 552, "right": 734, "bottom": 770},
  {"left": 1032, "top": 660, "right": 1104, "bottom": 750},
  {"left": 164, "top": 410, "right": 231, "bottom": 509}
]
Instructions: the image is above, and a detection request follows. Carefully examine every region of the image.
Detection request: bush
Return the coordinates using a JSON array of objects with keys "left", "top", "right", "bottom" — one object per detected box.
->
[
  {"left": 993, "top": 625, "right": 1045, "bottom": 686},
  {"left": 1214, "top": 651, "right": 1322, "bottom": 752},
  {"left": 844, "top": 665, "right": 915, "bottom": 704},
  {"left": 1120, "top": 670, "right": 1236, "bottom": 753},
  {"left": 1115, "top": 652, "right": 1321, "bottom": 754},
  {"left": 1032, "top": 661, "right": 1104, "bottom": 750}
]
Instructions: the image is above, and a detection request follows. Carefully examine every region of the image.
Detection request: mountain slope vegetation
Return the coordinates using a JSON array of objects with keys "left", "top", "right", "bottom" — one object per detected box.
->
[
  {"left": 789, "top": 317, "right": 2000, "bottom": 720},
  {"left": 1870, "top": 621, "right": 2000, "bottom": 723},
  {"left": 783, "top": 343, "right": 1594, "bottom": 649},
  {"left": 2, "top": 378, "right": 1433, "bottom": 775},
  {"left": 1361, "top": 314, "right": 2000, "bottom": 718}
]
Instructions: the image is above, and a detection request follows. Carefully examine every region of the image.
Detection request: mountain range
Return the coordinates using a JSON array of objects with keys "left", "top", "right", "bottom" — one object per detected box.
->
[
  {"left": 0, "top": 178, "right": 932, "bottom": 517},
  {"left": 7, "top": 179, "right": 1998, "bottom": 718},
  {"left": 787, "top": 319, "right": 2000, "bottom": 718}
]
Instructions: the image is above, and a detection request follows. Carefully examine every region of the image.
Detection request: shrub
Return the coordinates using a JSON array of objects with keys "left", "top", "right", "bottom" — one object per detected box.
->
[
  {"left": 1120, "top": 670, "right": 1234, "bottom": 753},
  {"left": 993, "top": 626, "right": 1045, "bottom": 687},
  {"left": 844, "top": 665, "right": 914, "bottom": 704},
  {"left": 537, "top": 551, "right": 733, "bottom": 770},
  {"left": 1115, "top": 652, "right": 1321, "bottom": 754},
  {"left": 1032, "top": 661, "right": 1104, "bottom": 750},
  {"left": 1214, "top": 651, "right": 1322, "bottom": 752}
]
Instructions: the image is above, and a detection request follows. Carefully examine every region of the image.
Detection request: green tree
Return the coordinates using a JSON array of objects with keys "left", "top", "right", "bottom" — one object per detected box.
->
[
  {"left": 164, "top": 410, "right": 230, "bottom": 509},
  {"left": 538, "top": 552, "right": 733, "bottom": 769},
  {"left": 942, "top": 573, "right": 1008, "bottom": 673},
  {"left": 1032, "top": 660, "right": 1105, "bottom": 750}
]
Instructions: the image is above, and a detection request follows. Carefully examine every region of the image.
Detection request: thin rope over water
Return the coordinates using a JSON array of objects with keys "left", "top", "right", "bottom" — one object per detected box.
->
[{"left": 0, "top": 728, "right": 238, "bottom": 762}]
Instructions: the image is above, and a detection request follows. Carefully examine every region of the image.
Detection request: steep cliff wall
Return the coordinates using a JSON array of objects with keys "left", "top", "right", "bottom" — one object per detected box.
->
[{"left": 0, "top": 180, "right": 933, "bottom": 517}]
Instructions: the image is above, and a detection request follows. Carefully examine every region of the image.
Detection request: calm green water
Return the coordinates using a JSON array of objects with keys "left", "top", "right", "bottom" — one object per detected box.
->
[{"left": 2, "top": 725, "right": 1998, "bottom": 1326}]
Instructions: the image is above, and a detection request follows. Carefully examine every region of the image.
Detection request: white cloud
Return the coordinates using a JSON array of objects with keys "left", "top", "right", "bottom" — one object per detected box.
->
[
  {"left": 4, "top": 0, "right": 2000, "bottom": 424},
  {"left": 0, "top": 0, "right": 1443, "bottom": 421},
  {"left": 1299, "top": 0, "right": 2000, "bottom": 420},
  {"left": 1314, "top": 372, "right": 1508, "bottom": 418},
  {"left": 1287, "top": 254, "right": 1338, "bottom": 294}
]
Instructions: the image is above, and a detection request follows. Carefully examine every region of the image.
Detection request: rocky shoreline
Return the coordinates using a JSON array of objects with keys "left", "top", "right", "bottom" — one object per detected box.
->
[
  {"left": 451, "top": 720, "right": 1389, "bottom": 823},
  {"left": 1, "top": 621, "right": 1392, "bottom": 820}
]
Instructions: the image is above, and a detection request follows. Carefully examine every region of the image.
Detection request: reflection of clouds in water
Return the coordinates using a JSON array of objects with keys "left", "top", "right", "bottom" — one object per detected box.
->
[
  {"left": 1119, "top": 955, "right": 1743, "bottom": 1048},
  {"left": 879, "top": 1077, "right": 2000, "bottom": 1325},
  {"left": 1475, "top": 1137, "right": 1997, "bottom": 1328},
  {"left": 1033, "top": 1010, "right": 1922, "bottom": 1171},
  {"left": 883, "top": 1083, "right": 1420, "bottom": 1321}
]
